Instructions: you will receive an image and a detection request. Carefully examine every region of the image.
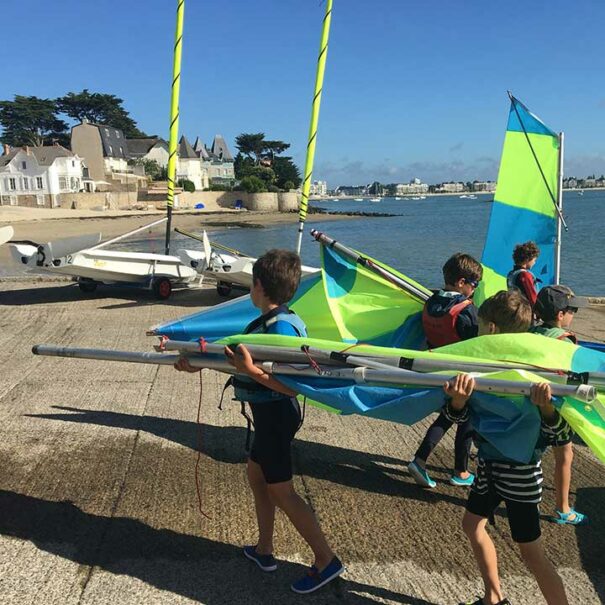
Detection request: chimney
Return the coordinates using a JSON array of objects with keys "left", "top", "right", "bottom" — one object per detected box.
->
[
  {"left": 2, "top": 143, "right": 10, "bottom": 156},
  {"left": 21, "top": 145, "right": 31, "bottom": 155}
]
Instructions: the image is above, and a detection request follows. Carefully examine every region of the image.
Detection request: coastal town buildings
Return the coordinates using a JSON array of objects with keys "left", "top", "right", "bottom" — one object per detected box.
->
[
  {"left": 70, "top": 120, "right": 129, "bottom": 182},
  {"left": 126, "top": 137, "right": 169, "bottom": 168},
  {"left": 395, "top": 178, "right": 428, "bottom": 195},
  {"left": 177, "top": 136, "right": 209, "bottom": 191},
  {"left": 0, "top": 144, "right": 84, "bottom": 207},
  {"left": 471, "top": 181, "right": 496, "bottom": 192},
  {"left": 310, "top": 180, "right": 328, "bottom": 196},
  {"left": 436, "top": 181, "right": 465, "bottom": 193}
]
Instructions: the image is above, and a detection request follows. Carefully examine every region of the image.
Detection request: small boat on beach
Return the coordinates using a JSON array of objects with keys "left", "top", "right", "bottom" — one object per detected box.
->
[{"left": 5, "top": 219, "right": 204, "bottom": 299}]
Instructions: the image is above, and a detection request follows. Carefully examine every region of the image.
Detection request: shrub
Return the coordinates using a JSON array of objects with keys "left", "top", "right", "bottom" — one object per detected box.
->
[
  {"left": 283, "top": 180, "right": 295, "bottom": 191},
  {"left": 177, "top": 179, "right": 195, "bottom": 193},
  {"left": 239, "top": 176, "right": 267, "bottom": 193}
]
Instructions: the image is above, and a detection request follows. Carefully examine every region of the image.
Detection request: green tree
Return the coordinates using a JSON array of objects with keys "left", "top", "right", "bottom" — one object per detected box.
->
[
  {"left": 264, "top": 139, "right": 290, "bottom": 159},
  {"left": 272, "top": 156, "right": 301, "bottom": 189},
  {"left": 0, "top": 95, "right": 68, "bottom": 147},
  {"left": 238, "top": 175, "right": 266, "bottom": 193},
  {"left": 234, "top": 152, "right": 256, "bottom": 179},
  {"left": 283, "top": 180, "right": 295, "bottom": 191},
  {"left": 56, "top": 89, "right": 146, "bottom": 137},
  {"left": 235, "top": 133, "right": 266, "bottom": 163}
]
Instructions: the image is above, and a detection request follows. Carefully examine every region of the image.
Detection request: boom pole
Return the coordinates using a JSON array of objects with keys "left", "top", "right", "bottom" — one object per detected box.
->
[
  {"left": 296, "top": 0, "right": 333, "bottom": 255},
  {"left": 165, "top": 0, "right": 185, "bottom": 255}
]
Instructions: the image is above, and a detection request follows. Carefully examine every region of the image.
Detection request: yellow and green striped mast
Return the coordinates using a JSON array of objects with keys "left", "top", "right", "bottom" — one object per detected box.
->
[
  {"left": 296, "top": 0, "right": 333, "bottom": 255},
  {"left": 165, "top": 0, "right": 185, "bottom": 255}
]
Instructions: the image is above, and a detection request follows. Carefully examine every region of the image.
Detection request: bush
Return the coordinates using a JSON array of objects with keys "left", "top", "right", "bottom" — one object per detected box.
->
[
  {"left": 177, "top": 179, "right": 195, "bottom": 193},
  {"left": 268, "top": 185, "right": 281, "bottom": 193},
  {"left": 207, "top": 184, "right": 232, "bottom": 192},
  {"left": 283, "top": 180, "right": 295, "bottom": 191},
  {"left": 239, "top": 175, "right": 266, "bottom": 193}
]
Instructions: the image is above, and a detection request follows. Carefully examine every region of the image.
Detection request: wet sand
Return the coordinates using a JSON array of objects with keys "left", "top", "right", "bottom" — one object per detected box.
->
[{"left": 0, "top": 279, "right": 603, "bottom": 604}]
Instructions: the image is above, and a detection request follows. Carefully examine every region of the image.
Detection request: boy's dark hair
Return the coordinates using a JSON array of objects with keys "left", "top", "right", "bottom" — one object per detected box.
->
[
  {"left": 513, "top": 241, "right": 540, "bottom": 265},
  {"left": 478, "top": 290, "right": 532, "bottom": 333},
  {"left": 442, "top": 253, "right": 483, "bottom": 286},
  {"left": 252, "top": 249, "right": 301, "bottom": 304}
]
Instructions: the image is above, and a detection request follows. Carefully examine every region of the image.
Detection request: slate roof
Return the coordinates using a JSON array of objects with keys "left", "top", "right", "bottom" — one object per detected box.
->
[
  {"left": 127, "top": 137, "right": 168, "bottom": 158},
  {"left": 210, "top": 135, "right": 233, "bottom": 161},
  {"left": 193, "top": 136, "right": 209, "bottom": 159},
  {"left": 0, "top": 145, "right": 74, "bottom": 167},
  {"left": 178, "top": 136, "right": 198, "bottom": 159}
]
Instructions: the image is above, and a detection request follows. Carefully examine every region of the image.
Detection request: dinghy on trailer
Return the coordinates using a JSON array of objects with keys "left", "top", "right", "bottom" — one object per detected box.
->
[
  {"left": 175, "top": 227, "right": 319, "bottom": 296},
  {"left": 5, "top": 218, "right": 206, "bottom": 299}
]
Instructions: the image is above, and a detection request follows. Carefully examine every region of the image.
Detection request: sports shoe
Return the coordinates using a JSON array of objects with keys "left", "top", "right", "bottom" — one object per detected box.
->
[
  {"left": 407, "top": 460, "right": 436, "bottom": 488},
  {"left": 551, "top": 508, "right": 588, "bottom": 525},
  {"left": 450, "top": 473, "right": 475, "bottom": 487},
  {"left": 291, "top": 557, "right": 345, "bottom": 594},
  {"left": 243, "top": 545, "right": 278, "bottom": 572}
]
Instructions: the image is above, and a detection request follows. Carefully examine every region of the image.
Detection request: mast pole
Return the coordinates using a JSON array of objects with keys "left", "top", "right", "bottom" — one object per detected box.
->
[
  {"left": 165, "top": 0, "right": 185, "bottom": 255},
  {"left": 555, "top": 131, "right": 564, "bottom": 284},
  {"left": 295, "top": 0, "right": 333, "bottom": 255}
]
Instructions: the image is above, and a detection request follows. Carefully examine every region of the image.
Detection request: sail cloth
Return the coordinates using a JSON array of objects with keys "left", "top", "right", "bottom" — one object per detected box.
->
[
  {"left": 217, "top": 332, "right": 605, "bottom": 465},
  {"left": 151, "top": 242, "right": 430, "bottom": 349},
  {"left": 476, "top": 95, "right": 561, "bottom": 304}
]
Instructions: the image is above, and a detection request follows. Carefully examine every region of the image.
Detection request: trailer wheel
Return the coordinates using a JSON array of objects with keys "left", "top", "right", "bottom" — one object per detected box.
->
[
  {"left": 78, "top": 279, "right": 98, "bottom": 293},
  {"left": 216, "top": 282, "right": 232, "bottom": 297},
  {"left": 153, "top": 277, "right": 172, "bottom": 300}
]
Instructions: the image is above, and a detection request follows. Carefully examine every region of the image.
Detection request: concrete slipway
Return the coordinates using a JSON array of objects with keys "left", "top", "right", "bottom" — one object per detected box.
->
[{"left": 0, "top": 279, "right": 603, "bottom": 605}]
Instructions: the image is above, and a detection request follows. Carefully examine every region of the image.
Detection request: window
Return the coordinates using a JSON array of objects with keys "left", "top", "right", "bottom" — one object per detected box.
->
[
  {"left": 36, "top": 194, "right": 44, "bottom": 206},
  {"left": 22, "top": 177, "right": 29, "bottom": 190},
  {"left": 36, "top": 176, "right": 44, "bottom": 189},
  {"left": 119, "top": 146, "right": 124, "bottom": 156},
  {"left": 8, "top": 177, "right": 16, "bottom": 191},
  {"left": 21, "top": 161, "right": 27, "bottom": 169},
  {"left": 116, "top": 131, "right": 120, "bottom": 139},
  {"left": 59, "top": 176, "right": 69, "bottom": 190},
  {"left": 104, "top": 128, "right": 110, "bottom": 136},
  {"left": 108, "top": 145, "right": 113, "bottom": 155},
  {"left": 72, "top": 160, "right": 75, "bottom": 167}
]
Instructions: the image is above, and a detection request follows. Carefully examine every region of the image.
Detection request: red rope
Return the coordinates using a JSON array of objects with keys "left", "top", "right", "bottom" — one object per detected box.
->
[
  {"left": 301, "top": 345, "right": 322, "bottom": 374},
  {"left": 195, "top": 371, "right": 211, "bottom": 521}
]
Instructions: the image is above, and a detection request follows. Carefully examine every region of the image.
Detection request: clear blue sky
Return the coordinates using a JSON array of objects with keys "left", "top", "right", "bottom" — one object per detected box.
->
[{"left": 2, "top": 0, "right": 604, "bottom": 186}]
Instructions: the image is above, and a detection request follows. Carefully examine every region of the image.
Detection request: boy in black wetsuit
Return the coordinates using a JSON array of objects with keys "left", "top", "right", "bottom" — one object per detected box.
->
[
  {"left": 408, "top": 253, "right": 482, "bottom": 488},
  {"left": 176, "top": 249, "right": 343, "bottom": 594}
]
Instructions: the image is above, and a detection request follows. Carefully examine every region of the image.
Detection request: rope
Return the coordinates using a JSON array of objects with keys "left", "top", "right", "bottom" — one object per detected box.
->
[{"left": 194, "top": 370, "right": 211, "bottom": 521}]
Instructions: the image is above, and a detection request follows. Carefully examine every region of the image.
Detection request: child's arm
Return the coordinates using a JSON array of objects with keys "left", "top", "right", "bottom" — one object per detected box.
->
[
  {"left": 442, "top": 373, "right": 475, "bottom": 422},
  {"left": 225, "top": 344, "right": 298, "bottom": 397},
  {"left": 530, "top": 382, "right": 571, "bottom": 433}
]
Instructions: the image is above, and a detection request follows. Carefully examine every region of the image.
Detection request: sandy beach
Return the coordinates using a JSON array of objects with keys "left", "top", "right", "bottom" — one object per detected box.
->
[{"left": 0, "top": 278, "right": 603, "bottom": 604}]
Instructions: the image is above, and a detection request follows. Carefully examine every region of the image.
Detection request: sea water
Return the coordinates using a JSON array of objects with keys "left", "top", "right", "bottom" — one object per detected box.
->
[{"left": 200, "top": 190, "right": 605, "bottom": 296}]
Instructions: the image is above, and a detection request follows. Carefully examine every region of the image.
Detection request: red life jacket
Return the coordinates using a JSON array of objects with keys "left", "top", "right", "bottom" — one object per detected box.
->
[{"left": 422, "top": 299, "right": 472, "bottom": 348}]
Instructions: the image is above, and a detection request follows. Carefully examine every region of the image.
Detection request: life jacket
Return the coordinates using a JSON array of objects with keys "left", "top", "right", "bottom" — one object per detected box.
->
[
  {"left": 506, "top": 267, "right": 529, "bottom": 290},
  {"left": 422, "top": 299, "right": 472, "bottom": 348},
  {"left": 231, "top": 305, "right": 307, "bottom": 403},
  {"left": 529, "top": 324, "right": 577, "bottom": 344}
]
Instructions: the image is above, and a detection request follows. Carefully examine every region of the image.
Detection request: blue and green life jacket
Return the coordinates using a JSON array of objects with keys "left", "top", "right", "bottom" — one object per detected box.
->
[
  {"left": 232, "top": 305, "right": 307, "bottom": 403},
  {"left": 529, "top": 324, "right": 577, "bottom": 344}
]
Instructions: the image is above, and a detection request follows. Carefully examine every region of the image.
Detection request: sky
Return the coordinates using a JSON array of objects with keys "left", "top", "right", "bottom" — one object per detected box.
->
[{"left": 2, "top": 0, "right": 605, "bottom": 186}]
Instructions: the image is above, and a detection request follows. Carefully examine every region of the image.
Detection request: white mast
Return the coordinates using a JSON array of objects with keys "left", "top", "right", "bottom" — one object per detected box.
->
[{"left": 554, "top": 131, "right": 564, "bottom": 284}]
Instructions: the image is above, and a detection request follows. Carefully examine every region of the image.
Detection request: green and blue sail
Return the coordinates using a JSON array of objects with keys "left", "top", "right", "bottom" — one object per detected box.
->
[
  {"left": 476, "top": 95, "right": 561, "bottom": 303},
  {"left": 151, "top": 94, "right": 604, "bottom": 465}
]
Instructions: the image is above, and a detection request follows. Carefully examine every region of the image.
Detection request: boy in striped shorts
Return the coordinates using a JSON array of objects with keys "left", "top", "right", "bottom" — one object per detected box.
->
[{"left": 445, "top": 291, "right": 570, "bottom": 605}]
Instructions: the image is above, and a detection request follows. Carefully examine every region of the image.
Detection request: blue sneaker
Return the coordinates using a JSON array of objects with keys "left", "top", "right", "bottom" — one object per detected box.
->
[
  {"left": 291, "top": 557, "right": 345, "bottom": 594},
  {"left": 407, "top": 460, "right": 436, "bottom": 488},
  {"left": 243, "top": 545, "right": 278, "bottom": 572},
  {"left": 450, "top": 473, "right": 475, "bottom": 487}
]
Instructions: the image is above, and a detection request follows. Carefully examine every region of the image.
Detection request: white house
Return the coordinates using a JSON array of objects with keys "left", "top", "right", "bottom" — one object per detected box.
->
[
  {"left": 127, "top": 137, "right": 169, "bottom": 168},
  {"left": 177, "top": 136, "right": 209, "bottom": 190},
  {"left": 0, "top": 144, "right": 84, "bottom": 207}
]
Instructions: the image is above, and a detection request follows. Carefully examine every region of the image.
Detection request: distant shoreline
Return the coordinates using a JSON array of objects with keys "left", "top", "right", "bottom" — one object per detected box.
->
[{"left": 310, "top": 187, "right": 605, "bottom": 201}]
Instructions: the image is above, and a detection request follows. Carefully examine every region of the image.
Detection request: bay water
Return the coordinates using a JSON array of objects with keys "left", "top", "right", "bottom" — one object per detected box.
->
[{"left": 198, "top": 190, "right": 605, "bottom": 296}]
